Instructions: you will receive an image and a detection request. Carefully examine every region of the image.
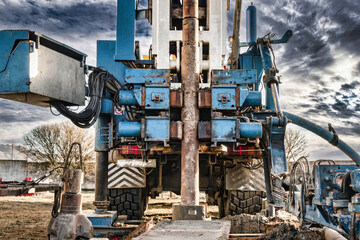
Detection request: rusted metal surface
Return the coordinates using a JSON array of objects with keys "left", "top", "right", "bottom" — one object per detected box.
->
[
  {"left": 230, "top": 0, "right": 242, "bottom": 69},
  {"left": 198, "top": 121, "right": 211, "bottom": 140},
  {"left": 63, "top": 169, "right": 83, "bottom": 193},
  {"left": 60, "top": 169, "right": 83, "bottom": 214},
  {"left": 171, "top": 7, "right": 206, "bottom": 19},
  {"left": 122, "top": 218, "right": 155, "bottom": 240},
  {"left": 170, "top": 89, "right": 183, "bottom": 108},
  {"left": 181, "top": 0, "right": 200, "bottom": 206},
  {"left": 60, "top": 193, "right": 82, "bottom": 214},
  {"left": 170, "top": 121, "right": 183, "bottom": 140},
  {"left": 182, "top": 19, "right": 198, "bottom": 44},
  {"left": 198, "top": 89, "right": 211, "bottom": 108},
  {"left": 183, "top": 0, "right": 198, "bottom": 18}
]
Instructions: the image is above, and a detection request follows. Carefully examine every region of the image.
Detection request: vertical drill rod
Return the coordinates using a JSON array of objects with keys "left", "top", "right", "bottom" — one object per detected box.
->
[{"left": 181, "top": 0, "right": 200, "bottom": 206}]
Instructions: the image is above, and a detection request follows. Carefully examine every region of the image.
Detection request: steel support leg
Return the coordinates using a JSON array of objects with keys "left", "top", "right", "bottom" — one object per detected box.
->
[{"left": 94, "top": 151, "right": 109, "bottom": 211}]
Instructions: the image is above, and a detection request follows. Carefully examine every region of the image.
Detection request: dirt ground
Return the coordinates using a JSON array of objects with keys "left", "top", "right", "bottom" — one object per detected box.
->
[
  {"left": 0, "top": 192, "right": 95, "bottom": 240},
  {"left": 0, "top": 191, "right": 217, "bottom": 240},
  {"left": 0, "top": 192, "right": 326, "bottom": 240}
]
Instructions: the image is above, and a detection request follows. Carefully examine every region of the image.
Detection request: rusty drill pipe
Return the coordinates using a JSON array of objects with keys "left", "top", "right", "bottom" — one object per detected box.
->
[
  {"left": 183, "top": 0, "right": 198, "bottom": 18},
  {"left": 181, "top": 0, "right": 200, "bottom": 206}
]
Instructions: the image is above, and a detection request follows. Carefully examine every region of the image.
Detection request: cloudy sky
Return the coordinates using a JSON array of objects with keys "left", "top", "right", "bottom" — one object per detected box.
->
[{"left": 0, "top": 0, "right": 359, "bottom": 161}]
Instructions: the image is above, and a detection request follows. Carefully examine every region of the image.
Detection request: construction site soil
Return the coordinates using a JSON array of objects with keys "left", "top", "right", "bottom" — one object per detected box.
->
[
  {"left": 0, "top": 192, "right": 328, "bottom": 239},
  {"left": 224, "top": 212, "right": 325, "bottom": 240}
]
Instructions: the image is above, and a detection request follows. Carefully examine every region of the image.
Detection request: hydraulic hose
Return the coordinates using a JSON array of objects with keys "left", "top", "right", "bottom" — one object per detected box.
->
[{"left": 284, "top": 111, "right": 360, "bottom": 166}]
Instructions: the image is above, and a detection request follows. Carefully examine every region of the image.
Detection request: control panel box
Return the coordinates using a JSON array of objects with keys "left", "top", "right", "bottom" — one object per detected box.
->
[{"left": 0, "top": 30, "right": 86, "bottom": 107}]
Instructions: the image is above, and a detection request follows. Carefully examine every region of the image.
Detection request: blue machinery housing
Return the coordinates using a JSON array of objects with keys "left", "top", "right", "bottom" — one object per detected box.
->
[
  {"left": 94, "top": 2, "right": 360, "bottom": 237},
  {"left": 1, "top": 0, "right": 360, "bottom": 238},
  {"left": 97, "top": 2, "right": 360, "bottom": 237}
]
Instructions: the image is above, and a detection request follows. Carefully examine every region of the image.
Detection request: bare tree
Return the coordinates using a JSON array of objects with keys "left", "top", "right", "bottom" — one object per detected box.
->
[
  {"left": 285, "top": 129, "right": 309, "bottom": 162},
  {"left": 23, "top": 122, "right": 95, "bottom": 179}
]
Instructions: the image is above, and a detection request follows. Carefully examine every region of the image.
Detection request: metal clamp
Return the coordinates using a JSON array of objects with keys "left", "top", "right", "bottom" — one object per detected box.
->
[{"left": 328, "top": 123, "right": 339, "bottom": 146}]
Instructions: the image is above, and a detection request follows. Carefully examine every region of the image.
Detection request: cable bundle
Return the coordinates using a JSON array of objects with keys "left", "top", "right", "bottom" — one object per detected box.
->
[{"left": 51, "top": 68, "right": 124, "bottom": 128}]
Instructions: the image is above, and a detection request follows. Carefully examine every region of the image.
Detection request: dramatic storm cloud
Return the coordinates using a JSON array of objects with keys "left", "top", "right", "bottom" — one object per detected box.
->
[
  {"left": 0, "top": 0, "right": 359, "bottom": 160},
  {"left": 248, "top": 0, "right": 360, "bottom": 159}
]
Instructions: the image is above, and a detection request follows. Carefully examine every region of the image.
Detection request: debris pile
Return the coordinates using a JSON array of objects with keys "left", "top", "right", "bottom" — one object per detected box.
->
[
  {"left": 223, "top": 211, "right": 325, "bottom": 240},
  {"left": 259, "top": 223, "right": 324, "bottom": 240},
  {"left": 223, "top": 214, "right": 268, "bottom": 233}
]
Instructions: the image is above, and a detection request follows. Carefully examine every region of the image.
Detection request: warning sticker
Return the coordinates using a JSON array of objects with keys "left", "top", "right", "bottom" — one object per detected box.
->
[{"left": 114, "top": 107, "right": 123, "bottom": 115}]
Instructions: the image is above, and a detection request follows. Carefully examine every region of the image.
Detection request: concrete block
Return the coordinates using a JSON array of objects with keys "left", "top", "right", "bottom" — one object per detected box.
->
[
  {"left": 172, "top": 204, "right": 206, "bottom": 220},
  {"left": 134, "top": 220, "right": 231, "bottom": 240}
]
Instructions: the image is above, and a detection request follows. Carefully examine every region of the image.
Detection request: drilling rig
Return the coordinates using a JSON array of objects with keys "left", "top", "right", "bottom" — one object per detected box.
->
[{"left": 1, "top": 0, "right": 360, "bottom": 239}]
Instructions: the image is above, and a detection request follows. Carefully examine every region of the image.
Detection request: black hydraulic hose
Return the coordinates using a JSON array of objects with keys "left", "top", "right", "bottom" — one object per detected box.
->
[{"left": 51, "top": 68, "right": 141, "bottom": 128}]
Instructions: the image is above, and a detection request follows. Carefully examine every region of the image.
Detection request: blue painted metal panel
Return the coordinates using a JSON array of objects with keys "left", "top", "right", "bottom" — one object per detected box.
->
[
  {"left": 246, "top": 5, "right": 257, "bottom": 44},
  {"left": 338, "top": 215, "right": 352, "bottom": 234},
  {"left": 238, "top": 55, "right": 263, "bottom": 90},
  {"left": 268, "top": 116, "right": 287, "bottom": 173},
  {"left": 116, "top": 121, "right": 141, "bottom": 137},
  {"left": 115, "top": 0, "right": 135, "bottom": 61},
  {"left": 211, "top": 69, "right": 257, "bottom": 85},
  {"left": 243, "top": 91, "right": 262, "bottom": 107},
  {"left": 145, "top": 117, "right": 170, "bottom": 142},
  {"left": 239, "top": 122, "right": 262, "bottom": 138},
  {"left": 118, "top": 90, "right": 139, "bottom": 105},
  {"left": 351, "top": 169, "right": 360, "bottom": 193},
  {"left": 125, "top": 69, "right": 170, "bottom": 84},
  {"left": 212, "top": 86, "right": 236, "bottom": 110},
  {"left": 284, "top": 111, "right": 360, "bottom": 165},
  {"left": 313, "top": 165, "right": 357, "bottom": 205},
  {"left": 239, "top": 89, "right": 249, "bottom": 107},
  {"left": 212, "top": 118, "right": 236, "bottom": 143},
  {"left": 270, "top": 142, "right": 287, "bottom": 174},
  {"left": 145, "top": 86, "right": 170, "bottom": 110},
  {"left": 0, "top": 30, "right": 29, "bottom": 71},
  {"left": 101, "top": 99, "right": 113, "bottom": 114},
  {"left": 87, "top": 211, "right": 117, "bottom": 228},
  {"left": 258, "top": 45, "right": 276, "bottom": 110},
  {"left": 0, "top": 40, "right": 30, "bottom": 93},
  {"left": 97, "top": 40, "right": 128, "bottom": 84},
  {"left": 95, "top": 115, "right": 111, "bottom": 151},
  {"left": 133, "top": 85, "right": 143, "bottom": 105}
]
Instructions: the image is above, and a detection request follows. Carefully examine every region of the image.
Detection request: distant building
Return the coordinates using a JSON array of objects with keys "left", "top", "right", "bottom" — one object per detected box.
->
[
  {"left": 0, "top": 144, "right": 95, "bottom": 189},
  {"left": 0, "top": 144, "right": 44, "bottom": 182}
]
